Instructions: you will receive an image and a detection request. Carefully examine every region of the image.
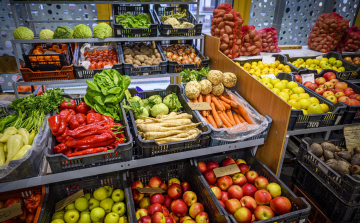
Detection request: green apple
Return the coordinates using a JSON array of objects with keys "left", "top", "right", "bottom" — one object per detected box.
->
[
  {"left": 292, "top": 86, "right": 305, "bottom": 94},
  {"left": 302, "top": 109, "right": 308, "bottom": 115},
  {"left": 112, "top": 202, "right": 126, "bottom": 217},
  {"left": 278, "top": 92, "right": 289, "bottom": 102},
  {"left": 262, "top": 76, "right": 271, "bottom": 84},
  {"left": 299, "top": 99, "right": 311, "bottom": 109},
  {"left": 290, "top": 94, "right": 301, "bottom": 101},
  {"left": 320, "top": 58, "right": 329, "bottom": 63},
  {"left": 93, "top": 187, "right": 108, "bottom": 201},
  {"left": 100, "top": 198, "right": 114, "bottom": 213},
  {"left": 78, "top": 211, "right": 91, "bottom": 223},
  {"left": 307, "top": 103, "right": 323, "bottom": 114},
  {"left": 338, "top": 66, "right": 345, "bottom": 72},
  {"left": 119, "top": 216, "right": 128, "bottom": 223},
  {"left": 111, "top": 189, "right": 125, "bottom": 203},
  {"left": 52, "top": 211, "right": 65, "bottom": 220},
  {"left": 84, "top": 193, "right": 92, "bottom": 200},
  {"left": 253, "top": 76, "right": 260, "bottom": 81},
  {"left": 271, "top": 78, "right": 281, "bottom": 85},
  {"left": 65, "top": 203, "right": 76, "bottom": 211},
  {"left": 286, "top": 81, "right": 298, "bottom": 89},
  {"left": 104, "top": 186, "right": 113, "bottom": 198},
  {"left": 264, "top": 82, "right": 273, "bottom": 89},
  {"left": 51, "top": 220, "right": 65, "bottom": 223},
  {"left": 274, "top": 82, "right": 286, "bottom": 91},
  {"left": 296, "top": 58, "right": 304, "bottom": 63},
  {"left": 309, "top": 97, "right": 320, "bottom": 104},
  {"left": 281, "top": 89, "right": 293, "bottom": 96},
  {"left": 90, "top": 207, "right": 106, "bottom": 222},
  {"left": 299, "top": 93, "right": 310, "bottom": 99},
  {"left": 64, "top": 210, "right": 80, "bottom": 223},
  {"left": 89, "top": 198, "right": 100, "bottom": 211},
  {"left": 104, "top": 212, "right": 120, "bottom": 223},
  {"left": 310, "top": 64, "right": 317, "bottom": 69},
  {"left": 271, "top": 88, "right": 281, "bottom": 95},
  {"left": 281, "top": 80, "right": 289, "bottom": 85},
  {"left": 266, "top": 183, "right": 282, "bottom": 198},
  {"left": 328, "top": 57, "right": 336, "bottom": 65},
  {"left": 288, "top": 99, "right": 301, "bottom": 109},
  {"left": 75, "top": 197, "right": 89, "bottom": 212}
]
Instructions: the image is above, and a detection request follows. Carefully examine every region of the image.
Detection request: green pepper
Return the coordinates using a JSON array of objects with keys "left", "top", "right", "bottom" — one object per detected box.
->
[
  {"left": 29, "top": 130, "right": 36, "bottom": 146},
  {"left": 12, "top": 145, "right": 31, "bottom": 160},
  {"left": 0, "top": 143, "right": 4, "bottom": 165},
  {"left": 0, "top": 127, "right": 18, "bottom": 143},
  {"left": 0, "top": 115, "right": 18, "bottom": 132},
  {"left": 6, "top": 134, "right": 23, "bottom": 162}
]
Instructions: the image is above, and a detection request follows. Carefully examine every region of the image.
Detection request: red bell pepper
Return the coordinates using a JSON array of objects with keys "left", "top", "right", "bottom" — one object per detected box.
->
[
  {"left": 76, "top": 102, "right": 91, "bottom": 115},
  {"left": 86, "top": 113, "right": 102, "bottom": 124},
  {"left": 67, "top": 125, "right": 111, "bottom": 138},
  {"left": 59, "top": 109, "right": 76, "bottom": 123},
  {"left": 101, "top": 115, "right": 114, "bottom": 125},
  {"left": 60, "top": 98, "right": 76, "bottom": 110},
  {"left": 66, "top": 147, "right": 108, "bottom": 157},
  {"left": 66, "top": 132, "right": 116, "bottom": 150},
  {"left": 87, "top": 108, "right": 96, "bottom": 114},
  {"left": 25, "top": 194, "right": 41, "bottom": 213},
  {"left": 69, "top": 113, "right": 86, "bottom": 129},
  {"left": 48, "top": 115, "right": 61, "bottom": 135},
  {"left": 53, "top": 143, "right": 72, "bottom": 154}
]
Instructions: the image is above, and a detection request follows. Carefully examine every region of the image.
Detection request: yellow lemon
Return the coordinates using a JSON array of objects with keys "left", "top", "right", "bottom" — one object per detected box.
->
[
  {"left": 299, "top": 99, "right": 311, "bottom": 109},
  {"left": 275, "top": 60, "right": 280, "bottom": 67},
  {"left": 281, "top": 80, "right": 289, "bottom": 85},
  {"left": 288, "top": 99, "right": 302, "bottom": 109},
  {"left": 302, "top": 109, "right": 308, "bottom": 115},
  {"left": 249, "top": 69, "right": 255, "bottom": 74},
  {"left": 283, "top": 67, "right": 292, "bottom": 73},
  {"left": 278, "top": 92, "right": 290, "bottom": 102},
  {"left": 299, "top": 93, "right": 310, "bottom": 99},
  {"left": 290, "top": 94, "right": 302, "bottom": 101},
  {"left": 254, "top": 71, "right": 261, "bottom": 77},
  {"left": 277, "top": 64, "right": 284, "bottom": 70},
  {"left": 263, "top": 63, "right": 269, "bottom": 68},
  {"left": 269, "top": 63, "right": 276, "bottom": 69},
  {"left": 261, "top": 70, "right": 268, "bottom": 75},
  {"left": 282, "top": 89, "right": 293, "bottom": 96},
  {"left": 254, "top": 66, "right": 260, "bottom": 71}
]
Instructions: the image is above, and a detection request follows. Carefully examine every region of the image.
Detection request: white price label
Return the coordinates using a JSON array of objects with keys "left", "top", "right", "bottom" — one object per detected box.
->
[
  {"left": 261, "top": 74, "right": 277, "bottom": 79},
  {"left": 301, "top": 73, "right": 315, "bottom": 84},
  {"left": 316, "top": 55, "right": 323, "bottom": 60},
  {"left": 262, "top": 56, "right": 275, "bottom": 64}
]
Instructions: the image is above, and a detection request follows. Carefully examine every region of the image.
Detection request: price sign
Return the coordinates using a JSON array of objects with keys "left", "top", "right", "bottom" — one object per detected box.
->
[
  {"left": 55, "top": 189, "right": 84, "bottom": 212},
  {"left": 0, "top": 203, "right": 23, "bottom": 222},
  {"left": 262, "top": 56, "right": 275, "bottom": 64},
  {"left": 213, "top": 164, "right": 240, "bottom": 178},
  {"left": 260, "top": 74, "right": 277, "bottom": 79},
  {"left": 316, "top": 55, "right": 323, "bottom": 60},
  {"left": 137, "top": 187, "right": 164, "bottom": 194},
  {"left": 187, "top": 102, "right": 212, "bottom": 111},
  {"left": 344, "top": 125, "right": 360, "bottom": 151},
  {"left": 301, "top": 73, "right": 315, "bottom": 84}
]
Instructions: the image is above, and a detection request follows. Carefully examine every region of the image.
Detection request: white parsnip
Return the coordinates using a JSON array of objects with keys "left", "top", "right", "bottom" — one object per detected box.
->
[{"left": 143, "top": 130, "right": 186, "bottom": 140}]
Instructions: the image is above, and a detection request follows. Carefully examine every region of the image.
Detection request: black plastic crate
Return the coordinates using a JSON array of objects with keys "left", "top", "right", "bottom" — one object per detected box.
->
[
  {"left": 126, "top": 160, "right": 231, "bottom": 223},
  {"left": 45, "top": 96, "right": 133, "bottom": 173},
  {"left": 275, "top": 72, "right": 346, "bottom": 131},
  {"left": 112, "top": 5, "right": 158, "bottom": 38},
  {"left": 161, "top": 40, "right": 209, "bottom": 73},
  {"left": 38, "top": 172, "right": 135, "bottom": 223},
  {"left": 153, "top": 4, "right": 203, "bottom": 37},
  {"left": 339, "top": 53, "right": 360, "bottom": 79},
  {"left": 127, "top": 84, "right": 211, "bottom": 158},
  {"left": 23, "top": 43, "right": 73, "bottom": 71},
  {"left": 119, "top": 41, "right": 168, "bottom": 76},
  {"left": 236, "top": 54, "right": 298, "bottom": 72},
  {"left": 193, "top": 148, "right": 311, "bottom": 223},
  {"left": 74, "top": 42, "right": 123, "bottom": 79},
  {"left": 292, "top": 161, "right": 360, "bottom": 223}
]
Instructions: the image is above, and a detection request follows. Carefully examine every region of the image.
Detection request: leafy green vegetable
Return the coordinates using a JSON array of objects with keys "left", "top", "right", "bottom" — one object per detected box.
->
[
  {"left": 116, "top": 13, "right": 152, "bottom": 28},
  {"left": 53, "top": 26, "right": 73, "bottom": 39},
  {"left": 180, "top": 67, "right": 210, "bottom": 82},
  {"left": 13, "top": 27, "right": 34, "bottom": 40},
  {"left": 93, "top": 23, "right": 112, "bottom": 39},
  {"left": 160, "top": 9, "right": 187, "bottom": 22},
  {"left": 163, "top": 93, "right": 183, "bottom": 112},
  {"left": 73, "top": 24, "right": 93, "bottom": 38},
  {"left": 39, "top": 29, "right": 54, "bottom": 39}
]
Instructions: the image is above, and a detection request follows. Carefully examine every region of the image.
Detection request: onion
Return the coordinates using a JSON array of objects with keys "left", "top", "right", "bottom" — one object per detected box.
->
[
  {"left": 178, "top": 49, "right": 183, "bottom": 55},
  {"left": 188, "top": 58, "right": 193, "bottom": 63},
  {"left": 183, "top": 59, "right": 189, "bottom": 64},
  {"left": 194, "top": 58, "right": 201, "bottom": 63},
  {"left": 190, "top": 49, "right": 196, "bottom": 53},
  {"left": 185, "top": 48, "right": 191, "bottom": 54},
  {"left": 172, "top": 54, "right": 178, "bottom": 60},
  {"left": 183, "top": 55, "right": 189, "bottom": 60},
  {"left": 194, "top": 56, "right": 200, "bottom": 61},
  {"left": 167, "top": 52, "right": 173, "bottom": 58},
  {"left": 190, "top": 53, "right": 196, "bottom": 59}
]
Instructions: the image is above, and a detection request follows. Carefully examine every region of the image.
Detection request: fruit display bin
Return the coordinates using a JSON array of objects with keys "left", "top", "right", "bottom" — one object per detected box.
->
[
  {"left": 119, "top": 41, "right": 168, "bottom": 76},
  {"left": 125, "top": 159, "right": 231, "bottom": 223},
  {"left": 127, "top": 84, "right": 210, "bottom": 158},
  {"left": 74, "top": 42, "right": 123, "bottom": 79},
  {"left": 292, "top": 161, "right": 360, "bottom": 223},
  {"left": 161, "top": 40, "right": 209, "bottom": 73},
  {"left": 340, "top": 53, "right": 360, "bottom": 79},
  {"left": 38, "top": 171, "right": 134, "bottom": 223},
  {"left": 181, "top": 84, "right": 272, "bottom": 146},
  {"left": 0, "top": 185, "right": 47, "bottom": 223},
  {"left": 153, "top": 4, "right": 203, "bottom": 37},
  {"left": 237, "top": 54, "right": 298, "bottom": 72},
  {"left": 275, "top": 72, "right": 346, "bottom": 131},
  {"left": 192, "top": 148, "right": 311, "bottom": 223},
  {"left": 44, "top": 95, "right": 133, "bottom": 173},
  {"left": 112, "top": 5, "right": 158, "bottom": 38}
]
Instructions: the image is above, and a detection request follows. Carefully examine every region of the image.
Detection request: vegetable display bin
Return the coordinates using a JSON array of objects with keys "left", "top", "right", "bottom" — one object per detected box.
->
[
  {"left": 340, "top": 53, "right": 360, "bottom": 79},
  {"left": 38, "top": 171, "right": 134, "bottom": 223},
  {"left": 0, "top": 185, "right": 47, "bottom": 223},
  {"left": 125, "top": 159, "right": 231, "bottom": 223},
  {"left": 236, "top": 54, "right": 298, "bottom": 72},
  {"left": 181, "top": 84, "right": 272, "bottom": 146},
  {"left": 193, "top": 148, "right": 311, "bottom": 223},
  {"left": 112, "top": 5, "right": 158, "bottom": 38},
  {"left": 74, "top": 42, "right": 123, "bottom": 79},
  {"left": 127, "top": 84, "right": 210, "bottom": 158},
  {"left": 44, "top": 96, "right": 133, "bottom": 173},
  {"left": 153, "top": 4, "right": 203, "bottom": 37},
  {"left": 119, "top": 41, "right": 168, "bottom": 76}
]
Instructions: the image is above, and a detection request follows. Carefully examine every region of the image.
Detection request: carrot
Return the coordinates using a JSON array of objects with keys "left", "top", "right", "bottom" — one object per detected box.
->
[
  {"left": 237, "top": 114, "right": 246, "bottom": 123},
  {"left": 198, "top": 94, "right": 203, "bottom": 102},
  {"left": 193, "top": 98, "right": 198, "bottom": 103},
  {"left": 226, "top": 110, "right": 236, "bottom": 125},
  {"left": 229, "top": 101, "right": 239, "bottom": 108},
  {"left": 207, "top": 115, "right": 218, "bottom": 129},
  {"left": 223, "top": 111, "right": 235, "bottom": 126},
  {"left": 190, "top": 99, "right": 194, "bottom": 102},
  {"left": 211, "top": 103, "right": 223, "bottom": 128},
  {"left": 205, "top": 95, "right": 212, "bottom": 105},
  {"left": 198, "top": 94, "right": 207, "bottom": 117},
  {"left": 233, "top": 113, "right": 241, "bottom": 125},
  {"left": 202, "top": 116, "right": 209, "bottom": 124},
  {"left": 238, "top": 106, "right": 254, "bottom": 124},
  {"left": 220, "top": 101, "right": 231, "bottom": 110},
  {"left": 219, "top": 95, "right": 231, "bottom": 104},
  {"left": 211, "top": 96, "right": 224, "bottom": 111},
  {"left": 232, "top": 107, "right": 240, "bottom": 114},
  {"left": 219, "top": 112, "right": 232, "bottom": 127}
]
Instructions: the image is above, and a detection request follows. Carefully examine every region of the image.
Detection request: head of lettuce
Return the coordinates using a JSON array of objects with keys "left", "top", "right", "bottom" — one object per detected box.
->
[
  {"left": 53, "top": 26, "right": 74, "bottom": 39},
  {"left": 93, "top": 23, "right": 113, "bottom": 39},
  {"left": 74, "top": 24, "right": 93, "bottom": 38},
  {"left": 13, "top": 27, "right": 34, "bottom": 39}
]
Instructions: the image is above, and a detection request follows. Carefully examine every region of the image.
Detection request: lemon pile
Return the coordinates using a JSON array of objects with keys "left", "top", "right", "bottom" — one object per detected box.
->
[
  {"left": 290, "top": 57, "right": 345, "bottom": 73},
  {"left": 237, "top": 60, "right": 292, "bottom": 77},
  {"left": 260, "top": 77, "right": 329, "bottom": 115}
]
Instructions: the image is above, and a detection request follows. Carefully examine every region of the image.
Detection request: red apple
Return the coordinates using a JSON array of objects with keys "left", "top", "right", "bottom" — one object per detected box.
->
[
  {"left": 334, "top": 88, "right": 344, "bottom": 93},
  {"left": 180, "top": 216, "right": 192, "bottom": 223},
  {"left": 245, "top": 171, "right": 259, "bottom": 184},
  {"left": 171, "top": 199, "right": 188, "bottom": 218},
  {"left": 136, "top": 208, "right": 149, "bottom": 220},
  {"left": 295, "top": 74, "right": 302, "bottom": 83},
  {"left": 133, "top": 189, "right": 145, "bottom": 202},
  {"left": 270, "top": 197, "right": 292, "bottom": 215},
  {"left": 235, "top": 159, "right": 246, "bottom": 165},
  {"left": 338, "top": 96, "right": 350, "bottom": 103},
  {"left": 324, "top": 81, "right": 334, "bottom": 89},
  {"left": 183, "top": 220, "right": 196, "bottom": 223},
  {"left": 183, "top": 191, "right": 197, "bottom": 207},
  {"left": 168, "top": 178, "right": 181, "bottom": 187},
  {"left": 345, "top": 99, "right": 360, "bottom": 106},
  {"left": 225, "top": 199, "right": 241, "bottom": 214},
  {"left": 181, "top": 182, "right": 191, "bottom": 192},
  {"left": 203, "top": 170, "right": 216, "bottom": 185},
  {"left": 308, "top": 83, "right": 318, "bottom": 91},
  {"left": 189, "top": 202, "right": 204, "bottom": 218},
  {"left": 254, "top": 176, "right": 269, "bottom": 190},
  {"left": 240, "top": 196, "right": 257, "bottom": 213},
  {"left": 228, "top": 185, "right": 243, "bottom": 200},
  {"left": 148, "top": 203, "right": 162, "bottom": 216},
  {"left": 162, "top": 205, "right": 169, "bottom": 217},
  {"left": 323, "top": 72, "right": 336, "bottom": 81},
  {"left": 335, "top": 92, "right": 345, "bottom": 98},
  {"left": 345, "top": 88, "right": 355, "bottom": 96},
  {"left": 318, "top": 84, "right": 328, "bottom": 90},
  {"left": 149, "top": 176, "right": 163, "bottom": 188},
  {"left": 355, "top": 94, "right": 360, "bottom": 101},
  {"left": 197, "top": 162, "right": 207, "bottom": 173},
  {"left": 315, "top": 77, "right": 326, "bottom": 85},
  {"left": 4, "top": 198, "right": 23, "bottom": 208},
  {"left": 206, "top": 160, "right": 219, "bottom": 170},
  {"left": 166, "top": 217, "right": 176, "bottom": 223},
  {"left": 217, "top": 176, "right": 233, "bottom": 191},
  {"left": 334, "top": 82, "right": 348, "bottom": 89},
  {"left": 25, "top": 213, "right": 34, "bottom": 223},
  {"left": 238, "top": 163, "right": 250, "bottom": 174},
  {"left": 168, "top": 184, "right": 183, "bottom": 199},
  {"left": 242, "top": 184, "right": 258, "bottom": 197},
  {"left": 234, "top": 207, "right": 252, "bottom": 223},
  {"left": 232, "top": 173, "right": 247, "bottom": 187},
  {"left": 349, "top": 94, "right": 358, "bottom": 99},
  {"left": 254, "top": 205, "right": 275, "bottom": 221},
  {"left": 328, "top": 88, "right": 336, "bottom": 93},
  {"left": 151, "top": 193, "right": 165, "bottom": 205},
  {"left": 303, "top": 81, "right": 312, "bottom": 88},
  {"left": 195, "top": 212, "right": 209, "bottom": 223},
  {"left": 222, "top": 158, "right": 235, "bottom": 166},
  {"left": 25, "top": 194, "right": 41, "bottom": 213},
  {"left": 211, "top": 186, "right": 222, "bottom": 200},
  {"left": 163, "top": 195, "right": 173, "bottom": 208},
  {"left": 254, "top": 189, "right": 272, "bottom": 205},
  {"left": 315, "top": 87, "right": 326, "bottom": 95},
  {"left": 330, "top": 79, "right": 339, "bottom": 84},
  {"left": 138, "top": 216, "right": 152, "bottom": 223},
  {"left": 221, "top": 191, "right": 229, "bottom": 203},
  {"left": 322, "top": 91, "right": 334, "bottom": 98},
  {"left": 151, "top": 212, "right": 166, "bottom": 223},
  {"left": 169, "top": 213, "right": 179, "bottom": 223},
  {"left": 132, "top": 181, "right": 144, "bottom": 190},
  {"left": 219, "top": 200, "right": 225, "bottom": 208}
]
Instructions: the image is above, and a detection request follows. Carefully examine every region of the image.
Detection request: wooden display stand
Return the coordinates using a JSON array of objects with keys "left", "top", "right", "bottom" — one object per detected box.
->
[{"left": 203, "top": 34, "right": 291, "bottom": 175}]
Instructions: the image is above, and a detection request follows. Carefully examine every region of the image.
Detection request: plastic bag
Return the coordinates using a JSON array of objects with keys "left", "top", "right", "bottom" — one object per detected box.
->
[
  {"left": 337, "top": 26, "right": 360, "bottom": 52},
  {"left": 79, "top": 42, "right": 118, "bottom": 69},
  {"left": 211, "top": 3, "right": 244, "bottom": 59},
  {"left": 307, "top": 12, "right": 349, "bottom": 53},
  {"left": 259, "top": 27, "right": 281, "bottom": 53},
  {"left": 240, "top": 25, "right": 263, "bottom": 56}
]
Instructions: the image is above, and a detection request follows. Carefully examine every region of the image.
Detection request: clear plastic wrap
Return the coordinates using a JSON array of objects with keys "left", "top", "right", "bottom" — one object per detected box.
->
[
  {"left": 337, "top": 26, "right": 360, "bottom": 52},
  {"left": 259, "top": 27, "right": 281, "bottom": 53},
  {"left": 78, "top": 42, "right": 118, "bottom": 69}
]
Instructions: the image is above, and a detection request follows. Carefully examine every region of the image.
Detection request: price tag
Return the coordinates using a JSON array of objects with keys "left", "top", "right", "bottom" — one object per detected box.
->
[
  {"left": 55, "top": 189, "right": 84, "bottom": 212},
  {"left": 344, "top": 125, "right": 360, "bottom": 151},
  {"left": 262, "top": 56, "right": 275, "bottom": 64},
  {"left": 143, "top": 73, "right": 149, "bottom": 76},
  {"left": 260, "top": 74, "right": 276, "bottom": 79},
  {"left": 0, "top": 203, "right": 23, "bottom": 222},
  {"left": 316, "top": 55, "right": 323, "bottom": 60},
  {"left": 187, "top": 102, "right": 212, "bottom": 110},
  {"left": 137, "top": 187, "right": 164, "bottom": 194},
  {"left": 301, "top": 73, "right": 315, "bottom": 84},
  {"left": 213, "top": 164, "right": 240, "bottom": 178}
]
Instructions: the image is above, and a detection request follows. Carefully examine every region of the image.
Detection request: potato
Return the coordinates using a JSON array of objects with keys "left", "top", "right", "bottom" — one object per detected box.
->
[
  {"left": 155, "top": 53, "right": 161, "bottom": 58},
  {"left": 125, "top": 59, "right": 133, "bottom": 63},
  {"left": 225, "top": 25, "right": 232, "bottom": 34},
  {"left": 247, "top": 45, "right": 256, "bottom": 51},
  {"left": 218, "top": 22, "right": 225, "bottom": 29},
  {"left": 133, "top": 60, "right": 141, "bottom": 65}
]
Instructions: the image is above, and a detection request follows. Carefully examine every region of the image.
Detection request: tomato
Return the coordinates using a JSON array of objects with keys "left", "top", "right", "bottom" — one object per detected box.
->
[
  {"left": 96, "top": 62, "right": 102, "bottom": 69},
  {"left": 89, "top": 64, "right": 96, "bottom": 69},
  {"left": 110, "top": 50, "right": 116, "bottom": 55},
  {"left": 103, "top": 62, "right": 109, "bottom": 66},
  {"left": 112, "top": 60, "right": 117, "bottom": 65},
  {"left": 93, "top": 50, "right": 99, "bottom": 56},
  {"left": 91, "top": 61, "right": 96, "bottom": 64},
  {"left": 108, "top": 56, "right": 113, "bottom": 61},
  {"left": 107, "top": 62, "right": 113, "bottom": 66},
  {"left": 99, "top": 53, "right": 104, "bottom": 57},
  {"left": 85, "top": 56, "right": 90, "bottom": 60},
  {"left": 84, "top": 51, "right": 88, "bottom": 56},
  {"left": 104, "top": 50, "right": 109, "bottom": 54},
  {"left": 103, "top": 52, "right": 108, "bottom": 56}
]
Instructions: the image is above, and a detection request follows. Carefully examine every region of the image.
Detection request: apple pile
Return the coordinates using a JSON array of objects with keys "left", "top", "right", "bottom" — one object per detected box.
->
[
  {"left": 290, "top": 57, "right": 345, "bottom": 74},
  {"left": 198, "top": 158, "right": 292, "bottom": 222},
  {"left": 298, "top": 71, "right": 360, "bottom": 106},
  {"left": 51, "top": 187, "right": 127, "bottom": 223},
  {"left": 132, "top": 176, "right": 210, "bottom": 223},
  {"left": 0, "top": 194, "right": 41, "bottom": 223}
]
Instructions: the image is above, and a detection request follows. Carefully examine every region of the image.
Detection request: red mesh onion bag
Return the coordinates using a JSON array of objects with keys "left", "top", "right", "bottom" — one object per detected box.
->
[
  {"left": 240, "top": 25, "right": 262, "bottom": 56},
  {"left": 259, "top": 27, "right": 281, "bottom": 53},
  {"left": 307, "top": 12, "right": 349, "bottom": 53},
  {"left": 211, "top": 3, "right": 244, "bottom": 59},
  {"left": 337, "top": 26, "right": 360, "bottom": 51}
]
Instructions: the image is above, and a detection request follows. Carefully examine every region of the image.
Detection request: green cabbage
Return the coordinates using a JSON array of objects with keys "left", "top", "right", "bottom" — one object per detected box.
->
[
  {"left": 73, "top": 24, "right": 93, "bottom": 38},
  {"left": 93, "top": 23, "right": 112, "bottom": 39},
  {"left": 39, "top": 29, "right": 54, "bottom": 39},
  {"left": 151, "top": 103, "right": 169, "bottom": 117},
  {"left": 13, "top": 27, "right": 34, "bottom": 39},
  {"left": 53, "top": 26, "right": 73, "bottom": 39}
]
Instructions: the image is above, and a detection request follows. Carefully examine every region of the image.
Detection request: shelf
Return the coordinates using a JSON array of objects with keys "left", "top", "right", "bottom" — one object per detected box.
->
[
  {"left": 347, "top": 79, "right": 360, "bottom": 84},
  {"left": 10, "top": 0, "right": 198, "bottom": 4},
  {"left": 0, "top": 139, "right": 264, "bottom": 192}
]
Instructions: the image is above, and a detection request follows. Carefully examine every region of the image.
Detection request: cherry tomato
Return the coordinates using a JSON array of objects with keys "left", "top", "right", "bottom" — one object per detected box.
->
[
  {"left": 84, "top": 51, "right": 88, "bottom": 56},
  {"left": 112, "top": 60, "right": 117, "bottom": 65},
  {"left": 107, "top": 62, "right": 113, "bottom": 66},
  {"left": 96, "top": 62, "right": 102, "bottom": 69},
  {"left": 104, "top": 50, "right": 109, "bottom": 54},
  {"left": 91, "top": 61, "right": 96, "bottom": 64},
  {"left": 99, "top": 53, "right": 104, "bottom": 57},
  {"left": 93, "top": 50, "right": 99, "bottom": 56},
  {"left": 103, "top": 52, "right": 108, "bottom": 56},
  {"left": 108, "top": 56, "right": 113, "bottom": 61},
  {"left": 89, "top": 64, "right": 95, "bottom": 69},
  {"left": 110, "top": 50, "right": 116, "bottom": 54},
  {"left": 103, "top": 62, "right": 109, "bottom": 66}
]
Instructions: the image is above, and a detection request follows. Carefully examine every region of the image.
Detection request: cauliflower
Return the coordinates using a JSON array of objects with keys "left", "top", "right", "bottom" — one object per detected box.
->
[
  {"left": 212, "top": 83, "right": 224, "bottom": 96},
  {"left": 222, "top": 72, "right": 237, "bottom": 88},
  {"left": 199, "top": 79, "right": 212, "bottom": 95},
  {"left": 180, "top": 22, "right": 195, "bottom": 28},
  {"left": 207, "top": 70, "right": 223, "bottom": 85},
  {"left": 164, "top": 18, "right": 180, "bottom": 28},
  {"left": 185, "top": 81, "right": 201, "bottom": 99}
]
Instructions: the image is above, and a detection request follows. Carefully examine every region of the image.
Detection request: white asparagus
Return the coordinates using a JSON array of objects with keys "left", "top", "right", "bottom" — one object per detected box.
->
[
  {"left": 139, "top": 123, "right": 201, "bottom": 133},
  {"left": 144, "top": 130, "right": 186, "bottom": 140}
]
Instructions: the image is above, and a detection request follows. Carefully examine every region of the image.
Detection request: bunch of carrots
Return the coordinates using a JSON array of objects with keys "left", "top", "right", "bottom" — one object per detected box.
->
[{"left": 190, "top": 92, "right": 254, "bottom": 129}]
